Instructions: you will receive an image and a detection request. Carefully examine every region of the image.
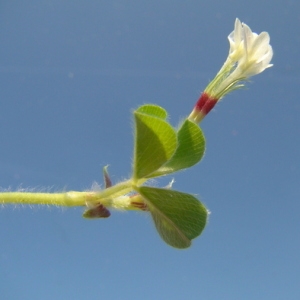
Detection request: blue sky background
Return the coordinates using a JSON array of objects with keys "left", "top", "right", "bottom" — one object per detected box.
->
[{"left": 0, "top": 1, "right": 299, "bottom": 299}]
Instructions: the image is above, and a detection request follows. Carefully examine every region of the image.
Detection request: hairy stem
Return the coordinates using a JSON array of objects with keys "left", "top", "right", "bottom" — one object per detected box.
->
[{"left": 0, "top": 180, "right": 139, "bottom": 209}]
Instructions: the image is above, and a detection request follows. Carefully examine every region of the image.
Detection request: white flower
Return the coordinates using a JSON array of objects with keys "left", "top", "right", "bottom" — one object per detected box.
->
[
  {"left": 207, "top": 18, "right": 273, "bottom": 99},
  {"left": 188, "top": 18, "right": 273, "bottom": 123},
  {"left": 228, "top": 18, "right": 273, "bottom": 77}
]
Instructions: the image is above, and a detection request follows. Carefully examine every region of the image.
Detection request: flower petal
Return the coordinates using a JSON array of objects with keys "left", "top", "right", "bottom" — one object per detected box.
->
[{"left": 250, "top": 32, "right": 271, "bottom": 58}]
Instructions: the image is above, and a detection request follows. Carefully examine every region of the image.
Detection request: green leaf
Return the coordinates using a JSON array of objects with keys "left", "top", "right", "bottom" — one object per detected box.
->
[
  {"left": 148, "top": 119, "right": 205, "bottom": 178},
  {"left": 138, "top": 186, "right": 208, "bottom": 249},
  {"left": 133, "top": 106, "right": 177, "bottom": 180},
  {"left": 135, "top": 104, "right": 168, "bottom": 120}
]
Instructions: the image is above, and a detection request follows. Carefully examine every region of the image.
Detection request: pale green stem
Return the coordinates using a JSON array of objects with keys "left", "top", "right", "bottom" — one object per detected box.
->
[{"left": 0, "top": 179, "right": 145, "bottom": 210}]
